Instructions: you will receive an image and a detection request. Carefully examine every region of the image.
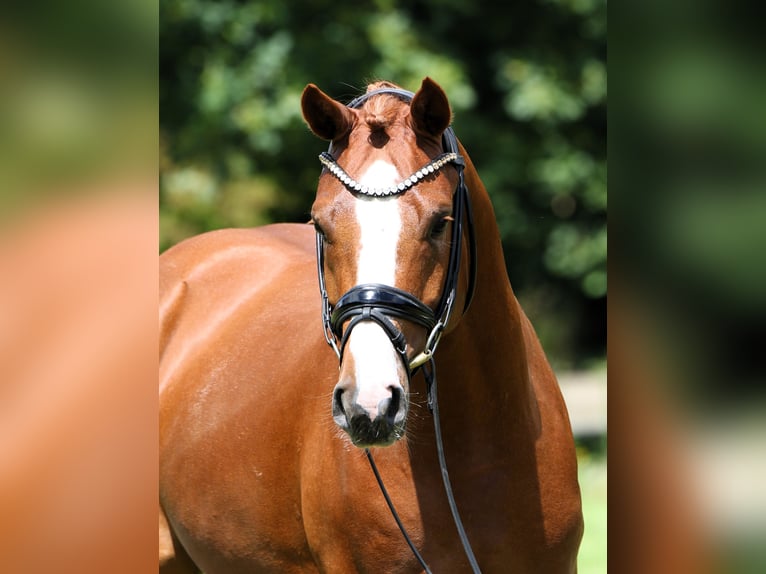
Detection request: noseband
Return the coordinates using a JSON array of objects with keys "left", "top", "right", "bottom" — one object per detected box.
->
[{"left": 315, "top": 87, "right": 477, "bottom": 375}]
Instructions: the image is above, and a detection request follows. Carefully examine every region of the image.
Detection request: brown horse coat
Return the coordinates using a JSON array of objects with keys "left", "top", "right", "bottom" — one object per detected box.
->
[{"left": 160, "top": 78, "right": 582, "bottom": 573}]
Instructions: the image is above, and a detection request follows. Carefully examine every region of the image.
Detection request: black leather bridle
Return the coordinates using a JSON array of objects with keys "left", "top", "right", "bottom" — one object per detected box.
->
[
  {"left": 313, "top": 87, "right": 483, "bottom": 573},
  {"left": 315, "top": 87, "right": 477, "bottom": 377}
]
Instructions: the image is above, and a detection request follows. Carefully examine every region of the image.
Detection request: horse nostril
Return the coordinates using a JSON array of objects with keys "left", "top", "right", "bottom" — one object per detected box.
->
[
  {"left": 383, "top": 385, "right": 404, "bottom": 424},
  {"left": 387, "top": 386, "right": 401, "bottom": 417},
  {"left": 333, "top": 387, "right": 346, "bottom": 416}
]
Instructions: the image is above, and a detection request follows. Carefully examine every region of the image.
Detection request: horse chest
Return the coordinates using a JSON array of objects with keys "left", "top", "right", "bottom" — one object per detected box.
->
[{"left": 294, "top": 438, "right": 509, "bottom": 572}]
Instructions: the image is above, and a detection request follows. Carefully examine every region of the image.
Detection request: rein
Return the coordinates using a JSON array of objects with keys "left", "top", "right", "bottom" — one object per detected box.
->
[{"left": 314, "top": 87, "right": 482, "bottom": 573}]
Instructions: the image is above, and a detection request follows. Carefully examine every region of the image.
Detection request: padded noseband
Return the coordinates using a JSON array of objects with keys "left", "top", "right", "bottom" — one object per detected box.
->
[{"left": 330, "top": 283, "right": 437, "bottom": 369}]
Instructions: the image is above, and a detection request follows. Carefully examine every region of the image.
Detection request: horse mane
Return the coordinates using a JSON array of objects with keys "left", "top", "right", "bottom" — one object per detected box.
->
[{"left": 362, "top": 81, "right": 406, "bottom": 132}]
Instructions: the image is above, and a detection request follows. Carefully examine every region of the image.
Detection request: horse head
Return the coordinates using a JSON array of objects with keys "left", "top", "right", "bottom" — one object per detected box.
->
[{"left": 301, "top": 78, "right": 471, "bottom": 448}]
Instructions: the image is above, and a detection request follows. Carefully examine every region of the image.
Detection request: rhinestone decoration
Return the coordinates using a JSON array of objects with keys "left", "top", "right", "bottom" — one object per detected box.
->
[{"left": 319, "top": 152, "right": 459, "bottom": 197}]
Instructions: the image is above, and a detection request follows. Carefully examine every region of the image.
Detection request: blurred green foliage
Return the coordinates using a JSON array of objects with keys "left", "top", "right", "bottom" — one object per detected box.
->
[
  {"left": 160, "top": 0, "right": 606, "bottom": 368},
  {"left": 617, "top": 0, "right": 766, "bottom": 405}
]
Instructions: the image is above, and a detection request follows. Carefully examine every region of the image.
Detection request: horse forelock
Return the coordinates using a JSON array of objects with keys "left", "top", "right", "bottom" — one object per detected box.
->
[
  {"left": 359, "top": 81, "right": 409, "bottom": 133},
  {"left": 362, "top": 96, "right": 401, "bottom": 132}
]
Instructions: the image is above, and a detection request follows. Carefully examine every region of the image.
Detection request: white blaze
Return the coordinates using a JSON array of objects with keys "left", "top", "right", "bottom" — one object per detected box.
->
[
  {"left": 348, "top": 160, "right": 404, "bottom": 412},
  {"left": 354, "top": 160, "right": 401, "bottom": 285}
]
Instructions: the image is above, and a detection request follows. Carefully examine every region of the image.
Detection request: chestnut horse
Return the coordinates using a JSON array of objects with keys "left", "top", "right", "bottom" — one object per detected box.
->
[{"left": 159, "top": 78, "right": 582, "bottom": 573}]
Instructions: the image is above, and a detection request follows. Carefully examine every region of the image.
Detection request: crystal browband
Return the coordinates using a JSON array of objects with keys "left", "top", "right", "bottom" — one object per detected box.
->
[{"left": 318, "top": 151, "right": 460, "bottom": 198}]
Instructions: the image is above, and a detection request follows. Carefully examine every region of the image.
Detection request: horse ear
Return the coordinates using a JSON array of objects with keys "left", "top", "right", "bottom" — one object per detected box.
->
[
  {"left": 409, "top": 77, "right": 452, "bottom": 138},
  {"left": 301, "top": 84, "right": 355, "bottom": 141}
]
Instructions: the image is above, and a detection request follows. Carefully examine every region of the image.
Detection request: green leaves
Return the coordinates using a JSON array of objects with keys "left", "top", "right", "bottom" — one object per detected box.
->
[{"left": 545, "top": 224, "right": 607, "bottom": 298}]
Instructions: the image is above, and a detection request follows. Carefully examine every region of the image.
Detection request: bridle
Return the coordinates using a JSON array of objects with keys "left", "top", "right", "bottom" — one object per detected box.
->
[
  {"left": 313, "top": 87, "right": 483, "bottom": 573},
  {"left": 315, "top": 87, "right": 477, "bottom": 374}
]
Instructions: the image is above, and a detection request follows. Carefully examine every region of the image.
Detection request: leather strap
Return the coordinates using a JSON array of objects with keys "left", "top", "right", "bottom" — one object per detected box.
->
[
  {"left": 331, "top": 283, "right": 436, "bottom": 336},
  {"left": 329, "top": 283, "right": 438, "bottom": 372}
]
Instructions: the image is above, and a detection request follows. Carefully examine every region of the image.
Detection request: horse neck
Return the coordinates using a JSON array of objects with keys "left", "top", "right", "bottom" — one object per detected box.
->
[{"left": 429, "top": 152, "right": 540, "bottom": 457}]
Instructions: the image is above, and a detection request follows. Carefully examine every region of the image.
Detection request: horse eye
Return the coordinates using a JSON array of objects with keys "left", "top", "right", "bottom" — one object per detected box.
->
[{"left": 429, "top": 216, "right": 451, "bottom": 238}]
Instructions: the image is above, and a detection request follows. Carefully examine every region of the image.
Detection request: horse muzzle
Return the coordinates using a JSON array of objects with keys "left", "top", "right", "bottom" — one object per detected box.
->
[
  {"left": 332, "top": 378, "right": 406, "bottom": 447},
  {"left": 324, "top": 284, "right": 430, "bottom": 447}
]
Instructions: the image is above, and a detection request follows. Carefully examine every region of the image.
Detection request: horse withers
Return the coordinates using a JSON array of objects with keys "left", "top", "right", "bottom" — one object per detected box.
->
[{"left": 159, "top": 78, "right": 583, "bottom": 573}]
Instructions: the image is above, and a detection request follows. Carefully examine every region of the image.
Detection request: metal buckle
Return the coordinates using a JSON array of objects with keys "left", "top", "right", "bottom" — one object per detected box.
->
[
  {"left": 409, "top": 320, "right": 445, "bottom": 370},
  {"left": 321, "top": 292, "right": 341, "bottom": 360}
]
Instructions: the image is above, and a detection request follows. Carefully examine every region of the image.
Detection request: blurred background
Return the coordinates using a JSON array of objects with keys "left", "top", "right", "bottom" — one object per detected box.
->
[
  {"left": 613, "top": 2, "right": 766, "bottom": 572},
  {"left": 7, "top": 0, "right": 765, "bottom": 572},
  {"left": 159, "top": 4, "right": 608, "bottom": 568},
  {"left": 1, "top": 1, "right": 157, "bottom": 573}
]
